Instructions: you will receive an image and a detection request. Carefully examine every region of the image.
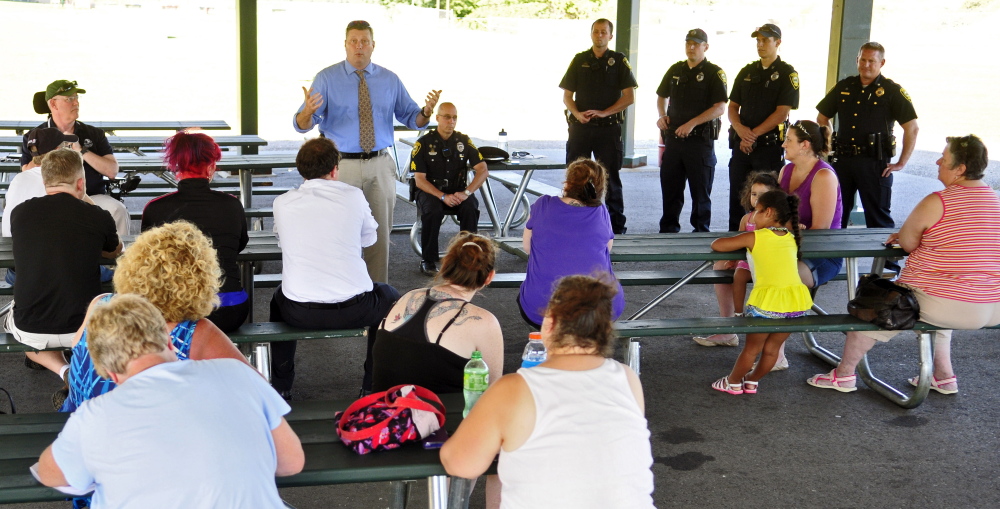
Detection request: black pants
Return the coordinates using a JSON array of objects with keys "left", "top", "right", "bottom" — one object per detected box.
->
[
  {"left": 833, "top": 155, "right": 894, "bottom": 228},
  {"left": 566, "top": 122, "right": 626, "bottom": 234},
  {"left": 268, "top": 283, "right": 401, "bottom": 393},
  {"left": 727, "top": 144, "right": 785, "bottom": 231},
  {"left": 415, "top": 191, "right": 480, "bottom": 262},
  {"left": 659, "top": 135, "right": 716, "bottom": 233},
  {"left": 206, "top": 300, "right": 250, "bottom": 334}
]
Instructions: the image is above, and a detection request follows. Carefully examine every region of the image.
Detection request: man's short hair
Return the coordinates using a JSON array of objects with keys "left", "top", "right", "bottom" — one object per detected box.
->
[
  {"left": 346, "top": 20, "right": 374, "bottom": 39},
  {"left": 592, "top": 18, "right": 614, "bottom": 34},
  {"left": 40, "top": 148, "right": 84, "bottom": 187},
  {"left": 296, "top": 137, "right": 341, "bottom": 180},
  {"left": 859, "top": 41, "right": 885, "bottom": 59},
  {"left": 87, "top": 294, "right": 170, "bottom": 379}
]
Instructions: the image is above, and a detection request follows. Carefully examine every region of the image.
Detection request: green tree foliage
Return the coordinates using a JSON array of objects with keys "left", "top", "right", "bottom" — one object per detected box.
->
[{"left": 380, "top": 0, "right": 606, "bottom": 20}]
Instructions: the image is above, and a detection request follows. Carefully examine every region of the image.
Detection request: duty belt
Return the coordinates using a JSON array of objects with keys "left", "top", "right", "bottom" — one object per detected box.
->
[
  {"left": 755, "top": 131, "right": 782, "bottom": 147},
  {"left": 835, "top": 144, "right": 868, "bottom": 157},
  {"left": 567, "top": 111, "right": 624, "bottom": 126}
]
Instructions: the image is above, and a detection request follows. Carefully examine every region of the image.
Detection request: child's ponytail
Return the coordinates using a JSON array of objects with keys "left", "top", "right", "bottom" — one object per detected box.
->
[{"left": 786, "top": 194, "right": 802, "bottom": 259}]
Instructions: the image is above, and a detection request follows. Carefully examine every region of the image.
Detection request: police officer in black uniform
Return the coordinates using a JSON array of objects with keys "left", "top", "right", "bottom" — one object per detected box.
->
[
  {"left": 727, "top": 23, "right": 799, "bottom": 231},
  {"left": 656, "top": 28, "right": 728, "bottom": 233},
  {"left": 409, "top": 102, "right": 489, "bottom": 276},
  {"left": 559, "top": 18, "right": 638, "bottom": 234},
  {"left": 817, "top": 41, "right": 918, "bottom": 230}
]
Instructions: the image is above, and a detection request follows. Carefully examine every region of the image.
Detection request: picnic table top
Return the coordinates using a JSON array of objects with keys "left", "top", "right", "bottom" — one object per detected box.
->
[
  {"left": 0, "top": 153, "right": 296, "bottom": 174},
  {"left": 495, "top": 228, "right": 906, "bottom": 261},
  {"left": 0, "top": 120, "right": 231, "bottom": 134},
  {"left": 0, "top": 393, "right": 464, "bottom": 503},
  {"left": 0, "top": 134, "right": 267, "bottom": 149}
]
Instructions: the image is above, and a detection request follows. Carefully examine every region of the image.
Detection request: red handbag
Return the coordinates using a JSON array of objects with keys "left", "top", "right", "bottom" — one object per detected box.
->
[{"left": 335, "top": 385, "right": 446, "bottom": 455}]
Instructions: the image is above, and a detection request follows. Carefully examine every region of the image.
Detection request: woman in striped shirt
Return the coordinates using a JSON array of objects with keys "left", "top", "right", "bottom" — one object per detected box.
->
[{"left": 808, "top": 135, "right": 1000, "bottom": 395}]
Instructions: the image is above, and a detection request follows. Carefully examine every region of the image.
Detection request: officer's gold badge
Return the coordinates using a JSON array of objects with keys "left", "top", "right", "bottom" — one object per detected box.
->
[
  {"left": 789, "top": 72, "right": 800, "bottom": 90},
  {"left": 875, "top": 87, "right": 885, "bottom": 97}
]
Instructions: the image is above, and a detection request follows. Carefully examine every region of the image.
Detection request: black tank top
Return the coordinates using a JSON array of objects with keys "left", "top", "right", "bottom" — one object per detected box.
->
[{"left": 371, "top": 290, "right": 471, "bottom": 394}]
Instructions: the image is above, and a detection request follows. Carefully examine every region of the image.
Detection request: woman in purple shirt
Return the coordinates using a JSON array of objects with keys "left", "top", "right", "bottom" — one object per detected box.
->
[
  {"left": 517, "top": 159, "right": 626, "bottom": 327},
  {"left": 768, "top": 120, "right": 843, "bottom": 368}
]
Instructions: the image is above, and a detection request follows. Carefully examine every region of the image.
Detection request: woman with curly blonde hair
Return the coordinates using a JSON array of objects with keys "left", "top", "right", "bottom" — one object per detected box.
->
[{"left": 60, "top": 221, "right": 248, "bottom": 412}]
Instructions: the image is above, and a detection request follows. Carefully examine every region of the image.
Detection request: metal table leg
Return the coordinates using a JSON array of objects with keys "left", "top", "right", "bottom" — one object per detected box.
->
[
  {"left": 622, "top": 260, "right": 714, "bottom": 377},
  {"left": 802, "top": 256, "right": 932, "bottom": 408},
  {"left": 389, "top": 480, "right": 412, "bottom": 509},
  {"left": 446, "top": 477, "right": 474, "bottom": 509},
  {"left": 240, "top": 260, "right": 255, "bottom": 323},
  {"left": 479, "top": 179, "right": 503, "bottom": 236},
  {"left": 239, "top": 168, "right": 253, "bottom": 209},
  {"left": 427, "top": 475, "right": 449, "bottom": 509},
  {"left": 499, "top": 169, "right": 534, "bottom": 237}
]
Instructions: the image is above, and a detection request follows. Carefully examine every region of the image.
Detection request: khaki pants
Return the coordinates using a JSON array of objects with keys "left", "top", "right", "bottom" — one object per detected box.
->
[
  {"left": 337, "top": 154, "right": 396, "bottom": 283},
  {"left": 90, "top": 193, "right": 130, "bottom": 238},
  {"left": 862, "top": 284, "right": 1000, "bottom": 342}
]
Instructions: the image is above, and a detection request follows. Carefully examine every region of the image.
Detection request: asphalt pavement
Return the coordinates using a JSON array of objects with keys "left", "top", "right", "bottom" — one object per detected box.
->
[{"left": 2, "top": 140, "right": 998, "bottom": 509}]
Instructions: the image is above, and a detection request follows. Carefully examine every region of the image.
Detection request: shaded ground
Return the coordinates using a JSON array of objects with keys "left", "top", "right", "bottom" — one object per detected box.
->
[{"left": 2, "top": 141, "right": 999, "bottom": 508}]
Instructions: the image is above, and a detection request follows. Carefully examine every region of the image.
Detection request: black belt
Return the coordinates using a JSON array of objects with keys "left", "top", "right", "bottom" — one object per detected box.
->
[
  {"left": 341, "top": 148, "right": 390, "bottom": 160},
  {"left": 300, "top": 292, "right": 366, "bottom": 309}
]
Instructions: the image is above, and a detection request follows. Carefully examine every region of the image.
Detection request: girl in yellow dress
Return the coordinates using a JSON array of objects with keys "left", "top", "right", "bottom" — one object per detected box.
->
[{"left": 710, "top": 189, "right": 813, "bottom": 395}]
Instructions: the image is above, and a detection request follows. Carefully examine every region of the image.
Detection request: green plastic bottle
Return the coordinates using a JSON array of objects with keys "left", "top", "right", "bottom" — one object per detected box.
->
[{"left": 462, "top": 351, "right": 489, "bottom": 418}]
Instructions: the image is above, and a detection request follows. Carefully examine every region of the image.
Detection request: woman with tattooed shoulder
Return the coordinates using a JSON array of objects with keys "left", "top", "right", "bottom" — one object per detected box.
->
[{"left": 372, "top": 232, "right": 503, "bottom": 392}]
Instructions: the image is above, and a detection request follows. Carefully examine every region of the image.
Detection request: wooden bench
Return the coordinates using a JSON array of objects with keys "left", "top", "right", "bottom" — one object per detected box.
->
[
  {"left": 0, "top": 393, "right": 475, "bottom": 508},
  {"left": 487, "top": 269, "right": 853, "bottom": 289},
  {"left": 117, "top": 186, "right": 291, "bottom": 198},
  {"left": 0, "top": 322, "right": 366, "bottom": 354},
  {"left": 613, "top": 314, "right": 1000, "bottom": 408}
]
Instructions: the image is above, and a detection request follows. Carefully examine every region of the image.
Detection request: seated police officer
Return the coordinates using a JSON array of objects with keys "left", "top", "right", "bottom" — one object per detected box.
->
[{"left": 409, "top": 102, "right": 489, "bottom": 276}]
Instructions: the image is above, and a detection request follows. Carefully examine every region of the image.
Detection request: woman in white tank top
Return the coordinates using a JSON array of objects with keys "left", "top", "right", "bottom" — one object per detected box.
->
[{"left": 441, "top": 275, "right": 655, "bottom": 509}]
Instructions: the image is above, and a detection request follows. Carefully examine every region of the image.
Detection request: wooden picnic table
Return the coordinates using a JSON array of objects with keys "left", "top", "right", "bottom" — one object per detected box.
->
[
  {"left": 0, "top": 135, "right": 266, "bottom": 156},
  {"left": 0, "top": 393, "right": 473, "bottom": 507},
  {"left": 0, "top": 154, "right": 295, "bottom": 210},
  {"left": 0, "top": 120, "right": 230, "bottom": 135},
  {"left": 482, "top": 159, "right": 565, "bottom": 237},
  {"left": 0, "top": 231, "right": 281, "bottom": 322},
  {"left": 495, "top": 228, "right": 906, "bottom": 392},
  {"left": 495, "top": 228, "right": 904, "bottom": 317}
]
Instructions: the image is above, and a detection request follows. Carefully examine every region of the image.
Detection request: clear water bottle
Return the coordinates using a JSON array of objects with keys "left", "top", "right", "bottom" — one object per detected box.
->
[
  {"left": 497, "top": 129, "right": 508, "bottom": 154},
  {"left": 463, "top": 351, "right": 489, "bottom": 418},
  {"left": 521, "top": 332, "right": 547, "bottom": 369}
]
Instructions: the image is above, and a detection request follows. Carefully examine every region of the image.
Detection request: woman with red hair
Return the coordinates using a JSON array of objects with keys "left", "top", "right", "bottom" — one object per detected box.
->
[{"left": 141, "top": 132, "right": 250, "bottom": 332}]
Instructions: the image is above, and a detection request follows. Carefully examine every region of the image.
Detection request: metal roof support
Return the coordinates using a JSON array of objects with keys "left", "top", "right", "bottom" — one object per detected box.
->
[
  {"left": 237, "top": 0, "right": 259, "bottom": 155},
  {"left": 616, "top": 0, "right": 645, "bottom": 167}
]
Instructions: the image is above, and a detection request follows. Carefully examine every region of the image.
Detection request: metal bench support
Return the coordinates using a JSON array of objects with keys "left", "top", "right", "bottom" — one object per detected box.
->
[{"left": 428, "top": 475, "right": 449, "bottom": 509}]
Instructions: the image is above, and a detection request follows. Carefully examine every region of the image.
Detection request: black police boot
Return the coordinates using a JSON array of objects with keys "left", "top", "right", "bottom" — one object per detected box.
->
[{"left": 420, "top": 260, "right": 438, "bottom": 276}]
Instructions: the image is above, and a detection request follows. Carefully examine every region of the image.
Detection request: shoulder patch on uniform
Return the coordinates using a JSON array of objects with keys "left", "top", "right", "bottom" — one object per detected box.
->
[
  {"left": 717, "top": 69, "right": 727, "bottom": 87},
  {"left": 789, "top": 72, "right": 799, "bottom": 90},
  {"left": 411, "top": 141, "right": 421, "bottom": 157},
  {"left": 622, "top": 57, "right": 631, "bottom": 70},
  {"left": 466, "top": 138, "right": 478, "bottom": 150},
  {"left": 900, "top": 87, "right": 912, "bottom": 102}
]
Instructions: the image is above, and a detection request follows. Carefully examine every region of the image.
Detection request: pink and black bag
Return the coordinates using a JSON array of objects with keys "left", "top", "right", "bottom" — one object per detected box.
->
[{"left": 334, "top": 384, "right": 446, "bottom": 455}]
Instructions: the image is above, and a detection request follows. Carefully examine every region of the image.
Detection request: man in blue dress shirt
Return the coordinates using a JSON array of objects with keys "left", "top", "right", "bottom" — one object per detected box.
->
[{"left": 293, "top": 20, "right": 440, "bottom": 283}]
